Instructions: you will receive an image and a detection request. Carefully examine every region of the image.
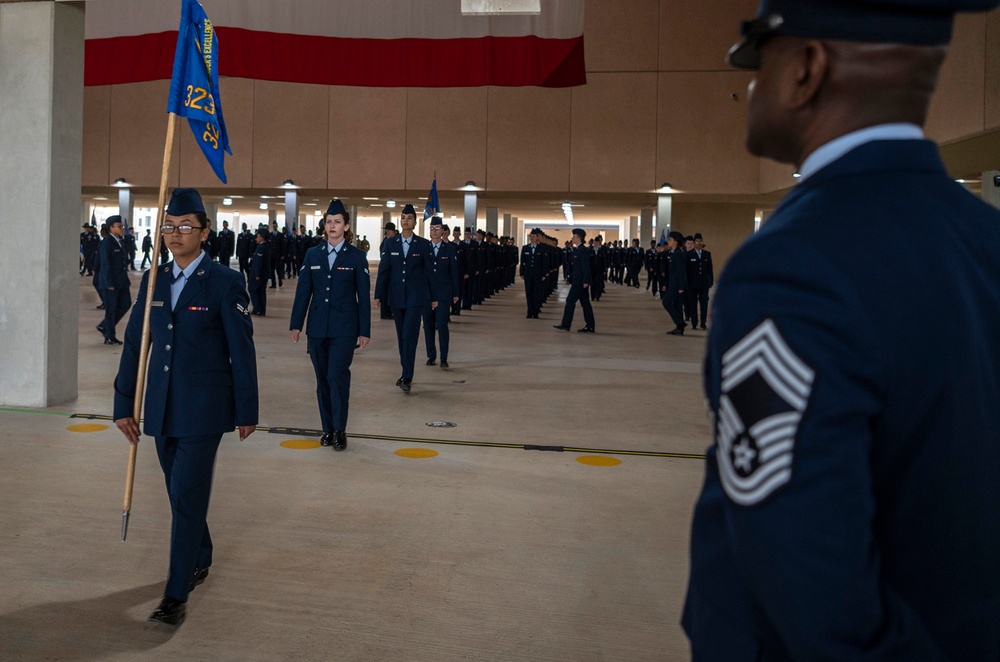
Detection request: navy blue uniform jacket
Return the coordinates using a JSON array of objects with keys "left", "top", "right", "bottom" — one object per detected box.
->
[
  {"left": 113, "top": 262, "right": 259, "bottom": 437},
  {"left": 98, "top": 236, "right": 130, "bottom": 290},
  {"left": 374, "top": 234, "right": 437, "bottom": 308},
  {"left": 683, "top": 140, "right": 1000, "bottom": 660},
  {"left": 567, "top": 244, "right": 592, "bottom": 287},
  {"left": 427, "top": 242, "right": 460, "bottom": 302},
  {"left": 685, "top": 249, "right": 713, "bottom": 289},
  {"left": 289, "top": 242, "right": 372, "bottom": 338}
]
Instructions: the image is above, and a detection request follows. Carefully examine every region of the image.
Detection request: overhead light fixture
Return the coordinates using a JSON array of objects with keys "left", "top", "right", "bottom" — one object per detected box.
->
[
  {"left": 259, "top": 203, "right": 268, "bottom": 210},
  {"left": 386, "top": 200, "right": 397, "bottom": 208},
  {"left": 222, "top": 197, "right": 233, "bottom": 206},
  {"left": 112, "top": 177, "right": 131, "bottom": 187},
  {"left": 280, "top": 179, "right": 298, "bottom": 189},
  {"left": 314, "top": 210, "right": 322, "bottom": 216},
  {"left": 418, "top": 197, "right": 428, "bottom": 201},
  {"left": 460, "top": 181, "right": 483, "bottom": 191},
  {"left": 370, "top": 203, "right": 384, "bottom": 207},
  {"left": 233, "top": 210, "right": 240, "bottom": 216},
  {"left": 363, "top": 197, "right": 379, "bottom": 201},
  {"left": 93, "top": 196, "right": 109, "bottom": 201},
  {"left": 304, "top": 202, "right": 318, "bottom": 206},
  {"left": 658, "top": 183, "right": 672, "bottom": 192}
]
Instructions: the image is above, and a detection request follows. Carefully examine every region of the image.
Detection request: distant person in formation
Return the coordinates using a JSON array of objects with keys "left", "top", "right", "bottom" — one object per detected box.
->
[
  {"left": 140, "top": 229, "right": 153, "bottom": 269},
  {"left": 683, "top": 1, "right": 1000, "bottom": 659},
  {"left": 97, "top": 215, "right": 132, "bottom": 345},
  {"left": 684, "top": 233, "right": 713, "bottom": 330},
  {"left": 374, "top": 204, "right": 437, "bottom": 393},
  {"left": 553, "top": 228, "right": 595, "bottom": 333},
  {"left": 520, "top": 228, "right": 548, "bottom": 318},
  {"left": 217, "top": 219, "right": 235, "bottom": 268},
  {"left": 422, "top": 217, "right": 459, "bottom": 368},
  {"left": 289, "top": 199, "right": 370, "bottom": 451},
  {"left": 248, "top": 229, "right": 269, "bottom": 315},
  {"left": 378, "top": 222, "right": 397, "bottom": 320},
  {"left": 659, "top": 231, "right": 688, "bottom": 336},
  {"left": 112, "top": 187, "right": 258, "bottom": 627}
]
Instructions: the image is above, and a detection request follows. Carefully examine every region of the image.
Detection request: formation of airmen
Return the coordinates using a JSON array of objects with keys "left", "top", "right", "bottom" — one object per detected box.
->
[{"left": 81, "top": 208, "right": 715, "bottom": 345}]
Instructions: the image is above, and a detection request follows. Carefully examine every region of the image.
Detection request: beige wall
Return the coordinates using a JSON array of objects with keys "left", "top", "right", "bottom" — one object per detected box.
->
[
  {"left": 82, "top": 1, "right": 1000, "bottom": 195},
  {"left": 672, "top": 201, "right": 756, "bottom": 279}
]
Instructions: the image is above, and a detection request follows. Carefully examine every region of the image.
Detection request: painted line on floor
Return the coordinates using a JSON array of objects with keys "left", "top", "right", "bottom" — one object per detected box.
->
[
  {"left": 0, "top": 407, "right": 74, "bottom": 417},
  {"left": 66, "top": 414, "right": 706, "bottom": 460}
]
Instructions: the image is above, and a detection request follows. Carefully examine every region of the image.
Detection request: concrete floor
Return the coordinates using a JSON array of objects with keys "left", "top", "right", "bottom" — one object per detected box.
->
[{"left": 0, "top": 269, "right": 711, "bottom": 661}]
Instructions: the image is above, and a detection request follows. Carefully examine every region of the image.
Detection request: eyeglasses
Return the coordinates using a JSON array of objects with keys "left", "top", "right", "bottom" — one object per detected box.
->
[{"left": 161, "top": 225, "right": 201, "bottom": 235}]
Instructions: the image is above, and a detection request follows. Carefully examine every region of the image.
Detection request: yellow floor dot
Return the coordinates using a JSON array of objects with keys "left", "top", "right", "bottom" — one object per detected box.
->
[
  {"left": 67, "top": 423, "right": 108, "bottom": 433},
  {"left": 280, "top": 439, "right": 322, "bottom": 450},
  {"left": 395, "top": 448, "right": 439, "bottom": 459},
  {"left": 576, "top": 456, "right": 622, "bottom": 467}
]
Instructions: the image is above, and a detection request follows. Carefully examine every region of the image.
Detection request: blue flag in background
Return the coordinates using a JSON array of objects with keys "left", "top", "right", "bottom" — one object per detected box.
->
[
  {"left": 167, "top": 0, "right": 231, "bottom": 183},
  {"left": 423, "top": 178, "right": 440, "bottom": 220}
]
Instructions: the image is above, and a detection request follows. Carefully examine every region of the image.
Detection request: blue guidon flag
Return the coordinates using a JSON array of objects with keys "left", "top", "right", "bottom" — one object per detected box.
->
[
  {"left": 423, "top": 177, "right": 440, "bottom": 221},
  {"left": 167, "top": 0, "right": 231, "bottom": 183}
]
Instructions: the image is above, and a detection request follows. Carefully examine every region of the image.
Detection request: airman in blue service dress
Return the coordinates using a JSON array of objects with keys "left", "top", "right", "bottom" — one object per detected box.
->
[
  {"left": 553, "top": 228, "right": 595, "bottom": 333},
  {"left": 684, "top": 233, "right": 713, "bottom": 330},
  {"left": 683, "top": 2, "right": 1000, "bottom": 660},
  {"left": 422, "top": 217, "right": 459, "bottom": 368},
  {"left": 113, "top": 188, "right": 259, "bottom": 627},
  {"left": 520, "top": 228, "right": 548, "bottom": 318},
  {"left": 374, "top": 204, "right": 437, "bottom": 392},
  {"left": 290, "top": 199, "right": 371, "bottom": 450},
  {"left": 248, "top": 229, "right": 270, "bottom": 315},
  {"left": 659, "top": 231, "right": 688, "bottom": 335},
  {"left": 97, "top": 215, "right": 132, "bottom": 345}
]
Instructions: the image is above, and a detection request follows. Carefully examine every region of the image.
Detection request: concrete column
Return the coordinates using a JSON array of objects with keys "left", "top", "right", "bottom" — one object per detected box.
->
[
  {"left": 118, "top": 187, "right": 134, "bottom": 226},
  {"left": 511, "top": 216, "right": 518, "bottom": 242},
  {"left": 656, "top": 194, "right": 673, "bottom": 242},
  {"left": 205, "top": 202, "right": 218, "bottom": 227},
  {"left": 464, "top": 192, "right": 478, "bottom": 231},
  {"left": 516, "top": 219, "right": 526, "bottom": 245},
  {"left": 485, "top": 207, "right": 499, "bottom": 235},
  {"left": 627, "top": 215, "right": 638, "bottom": 241},
  {"left": 640, "top": 208, "right": 654, "bottom": 247},
  {"left": 268, "top": 209, "right": 277, "bottom": 230},
  {"left": 0, "top": 1, "right": 84, "bottom": 406},
  {"left": 284, "top": 190, "right": 298, "bottom": 232},
  {"left": 982, "top": 170, "right": 1000, "bottom": 210}
]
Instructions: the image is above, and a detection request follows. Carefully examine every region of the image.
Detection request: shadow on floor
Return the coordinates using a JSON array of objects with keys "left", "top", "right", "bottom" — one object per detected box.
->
[{"left": 0, "top": 583, "right": 177, "bottom": 659}]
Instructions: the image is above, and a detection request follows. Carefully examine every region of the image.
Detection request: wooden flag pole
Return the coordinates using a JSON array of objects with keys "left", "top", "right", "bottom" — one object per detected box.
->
[{"left": 122, "top": 112, "right": 177, "bottom": 542}]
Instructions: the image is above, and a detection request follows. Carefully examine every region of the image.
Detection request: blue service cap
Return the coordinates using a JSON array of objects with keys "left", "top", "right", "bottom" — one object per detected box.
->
[
  {"left": 429, "top": 216, "right": 443, "bottom": 226},
  {"left": 256, "top": 228, "right": 269, "bottom": 239},
  {"left": 326, "top": 198, "right": 346, "bottom": 217},
  {"left": 105, "top": 215, "right": 123, "bottom": 226},
  {"left": 166, "top": 188, "right": 205, "bottom": 216},
  {"left": 728, "top": 0, "right": 1000, "bottom": 69},
  {"left": 401, "top": 203, "right": 416, "bottom": 216},
  {"left": 572, "top": 228, "right": 586, "bottom": 238}
]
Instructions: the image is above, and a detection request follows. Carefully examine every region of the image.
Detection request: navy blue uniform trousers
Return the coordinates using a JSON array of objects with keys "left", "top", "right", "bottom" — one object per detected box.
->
[
  {"left": 423, "top": 301, "right": 451, "bottom": 361},
  {"left": 102, "top": 288, "right": 131, "bottom": 341},
  {"left": 393, "top": 305, "right": 423, "bottom": 380},
  {"left": 560, "top": 283, "right": 595, "bottom": 329},
  {"left": 307, "top": 335, "right": 356, "bottom": 431},
  {"left": 662, "top": 289, "right": 685, "bottom": 327},
  {"left": 155, "top": 433, "right": 221, "bottom": 603}
]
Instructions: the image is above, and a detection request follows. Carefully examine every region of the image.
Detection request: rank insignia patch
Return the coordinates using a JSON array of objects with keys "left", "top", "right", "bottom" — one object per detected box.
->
[{"left": 716, "top": 319, "right": 814, "bottom": 506}]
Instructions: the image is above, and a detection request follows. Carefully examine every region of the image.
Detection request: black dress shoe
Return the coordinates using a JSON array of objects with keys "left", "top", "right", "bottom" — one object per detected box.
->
[
  {"left": 426, "top": 358, "right": 437, "bottom": 366},
  {"left": 440, "top": 359, "right": 449, "bottom": 369},
  {"left": 104, "top": 338, "right": 123, "bottom": 345},
  {"left": 96, "top": 304, "right": 105, "bottom": 309},
  {"left": 148, "top": 597, "right": 186, "bottom": 626},
  {"left": 668, "top": 327, "right": 684, "bottom": 336},
  {"left": 333, "top": 430, "right": 347, "bottom": 451},
  {"left": 700, "top": 324, "right": 707, "bottom": 330},
  {"left": 96, "top": 325, "right": 105, "bottom": 333},
  {"left": 577, "top": 327, "right": 595, "bottom": 333},
  {"left": 400, "top": 379, "right": 412, "bottom": 393},
  {"left": 189, "top": 567, "right": 209, "bottom": 592},
  {"left": 320, "top": 432, "right": 334, "bottom": 447},
  {"left": 553, "top": 325, "right": 570, "bottom": 331}
]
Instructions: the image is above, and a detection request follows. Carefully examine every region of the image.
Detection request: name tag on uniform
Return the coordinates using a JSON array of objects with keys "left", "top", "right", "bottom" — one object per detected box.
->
[
  {"left": 151, "top": 300, "right": 164, "bottom": 307},
  {"left": 311, "top": 265, "right": 321, "bottom": 270},
  {"left": 391, "top": 252, "right": 400, "bottom": 256}
]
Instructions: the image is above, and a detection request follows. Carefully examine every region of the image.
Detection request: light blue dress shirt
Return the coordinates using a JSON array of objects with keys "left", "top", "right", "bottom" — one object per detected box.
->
[{"left": 171, "top": 250, "right": 206, "bottom": 310}]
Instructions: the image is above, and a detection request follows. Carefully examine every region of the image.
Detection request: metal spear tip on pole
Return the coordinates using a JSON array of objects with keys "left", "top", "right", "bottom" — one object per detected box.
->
[{"left": 121, "top": 510, "right": 130, "bottom": 542}]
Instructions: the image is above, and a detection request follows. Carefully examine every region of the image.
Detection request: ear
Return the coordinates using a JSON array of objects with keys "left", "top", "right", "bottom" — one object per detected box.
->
[{"left": 788, "top": 39, "right": 829, "bottom": 109}]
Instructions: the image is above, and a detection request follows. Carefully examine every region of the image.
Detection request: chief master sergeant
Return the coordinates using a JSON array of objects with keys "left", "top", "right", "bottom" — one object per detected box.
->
[
  {"left": 112, "top": 188, "right": 259, "bottom": 627},
  {"left": 683, "top": 1, "right": 1000, "bottom": 660}
]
